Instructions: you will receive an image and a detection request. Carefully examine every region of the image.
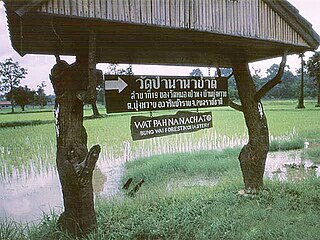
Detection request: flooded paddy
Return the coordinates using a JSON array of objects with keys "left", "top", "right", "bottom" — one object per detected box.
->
[{"left": 0, "top": 159, "right": 124, "bottom": 224}]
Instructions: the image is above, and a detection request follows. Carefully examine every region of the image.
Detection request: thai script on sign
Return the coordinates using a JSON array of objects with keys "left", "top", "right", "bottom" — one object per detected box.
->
[{"left": 136, "top": 76, "right": 217, "bottom": 90}]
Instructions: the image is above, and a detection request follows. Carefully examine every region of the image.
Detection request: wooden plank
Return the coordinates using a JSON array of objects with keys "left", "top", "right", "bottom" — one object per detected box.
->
[
  {"left": 226, "top": 1, "right": 231, "bottom": 33},
  {"left": 207, "top": 0, "right": 213, "bottom": 31},
  {"left": 195, "top": 0, "right": 200, "bottom": 29},
  {"left": 129, "top": 0, "right": 135, "bottom": 22},
  {"left": 222, "top": 0, "right": 227, "bottom": 33},
  {"left": 236, "top": 0, "right": 240, "bottom": 35},
  {"left": 158, "top": 0, "right": 163, "bottom": 25},
  {"left": 71, "top": 0, "right": 77, "bottom": 16},
  {"left": 175, "top": 0, "right": 180, "bottom": 28},
  {"left": 53, "top": 0, "right": 59, "bottom": 14},
  {"left": 160, "top": 0, "right": 166, "bottom": 25},
  {"left": 140, "top": 0, "right": 147, "bottom": 23},
  {"left": 47, "top": 0, "right": 53, "bottom": 13},
  {"left": 112, "top": 0, "right": 119, "bottom": 20},
  {"left": 89, "top": 0, "right": 95, "bottom": 17},
  {"left": 65, "top": 0, "right": 71, "bottom": 15},
  {"left": 255, "top": 0, "right": 259, "bottom": 37},
  {"left": 106, "top": 0, "right": 112, "bottom": 19},
  {"left": 123, "top": 0, "right": 130, "bottom": 22},
  {"left": 170, "top": 0, "right": 175, "bottom": 27},
  {"left": 165, "top": 0, "right": 170, "bottom": 26},
  {"left": 77, "top": 0, "right": 83, "bottom": 16},
  {"left": 135, "top": 0, "right": 141, "bottom": 23},
  {"left": 58, "top": 0, "right": 65, "bottom": 15},
  {"left": 202, "top": 0, "right": 207, "bottom": 30},
  {"left": 41, "top": 1, "right": 47, "bottom": 13},
  {"left": 94, "top": 0, "right": 101, "bottom": 18},
  {"left": 151, "top": 0, "right": 157, "bottom": 24},
  {"left": 239, "top": 0, "right": 244, "bottom": 35},
  {"left": 101, "top": 0, "right": 106, "bottom": 19},
  {"left": 184, "top": 0, "right": 189, "bottom": 28},
  {"left": 179, "top": 0, "right": 184, "bottom": 27},
  {"left": 83, "top": 0, "right": 89, "bottom": 17},
  {"left": 145, "top": 0, "right": 153, "bottom": 24},
  {"left": 118, "top": 0, "right": 125, "bottom": 21},
  {"left": 190, "top": 0, "right": 194, "bottom": 28},
  {"left": 212, "top": 0, "right": 217, "bottom": 30}
]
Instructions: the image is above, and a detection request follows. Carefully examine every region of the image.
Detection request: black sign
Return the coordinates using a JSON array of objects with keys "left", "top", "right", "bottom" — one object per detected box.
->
[
  {"left": 131, "top": 111, "right": 213, "bottom": 141},
  {"left": 105, "top": 75, "right": 228, "bottom": 113}
]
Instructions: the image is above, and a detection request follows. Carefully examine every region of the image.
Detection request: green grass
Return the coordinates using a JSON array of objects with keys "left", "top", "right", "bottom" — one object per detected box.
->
[
  {"left": 304, "top": 147, "right": 320, "bottom": 164},
  {"left": 2, "top": 148, "right": 320, "bottom": 239},
  {"left": 0, "top": 100, "right": 319, "bottom": 177}
]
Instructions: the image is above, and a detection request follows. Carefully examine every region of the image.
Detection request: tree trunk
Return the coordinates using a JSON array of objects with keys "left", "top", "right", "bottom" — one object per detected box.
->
[
  {"left": 21, "top": 105, "right": 25, "bottom": 111},
  {"left": 11, "top": 102, "right": 14, "bottom": 113},
  {"left": 91, "top": 100, "right": 100, "bottom": 116},
  {"left": 297, "top": 56, "right": 305, "bottom": 109},
  {"left": 50, "top": 59, "right": 100, "bottom": 236},
  {"left": 233, "top": 62, "right": 269, "bottom": 191},
  {"left": 317, "top": 82, "right": 320, "bottom": 107}
]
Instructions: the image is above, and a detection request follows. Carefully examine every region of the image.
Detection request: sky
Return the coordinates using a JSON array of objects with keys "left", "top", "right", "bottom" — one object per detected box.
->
[{"left": 0, "top": 0, "right": 319, "bottom": 94}]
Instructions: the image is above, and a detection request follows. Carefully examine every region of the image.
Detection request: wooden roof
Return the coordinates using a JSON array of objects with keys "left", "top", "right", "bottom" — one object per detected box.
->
[{"left": 4, "top": 0, "right": 320, "bottom": 66}]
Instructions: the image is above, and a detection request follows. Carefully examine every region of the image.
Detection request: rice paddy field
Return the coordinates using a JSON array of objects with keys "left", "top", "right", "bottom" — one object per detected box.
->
[{"left": 0, "top": 100, "right": 320, "bottom": 239}]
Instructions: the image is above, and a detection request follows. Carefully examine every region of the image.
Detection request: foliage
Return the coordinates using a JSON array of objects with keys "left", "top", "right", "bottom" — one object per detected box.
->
[
  {"left": 304, "top": 146, "right": 320, "bottom": 164},
  {"left": 34, "top": 81, "right": 50, "bottom": 108},
  {"left": 307, "top": 51, "right": 320, "bottom": 84},
  {"left": 0, "top": 58, "right": 27, "bottom": 112},
  {"left": 189, "top": 68, "right": 203, "bottom": 77},
  {"left": 5, "top": 85, "right": 35, "bottom": 111},
  {"left": 0, "top": 58, "right": 27, "bottom": 94},
  {"left": 306, "top": 51, "right": 320, "bottom": 106}
]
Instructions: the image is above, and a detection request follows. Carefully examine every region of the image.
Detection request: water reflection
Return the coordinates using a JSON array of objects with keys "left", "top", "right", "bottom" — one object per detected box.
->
[
  {"left": 265, "top": 150, "right": 319, "bottom": 181},
  {"left": 0, "top": 160, "right": 123, "bottom": 224}
]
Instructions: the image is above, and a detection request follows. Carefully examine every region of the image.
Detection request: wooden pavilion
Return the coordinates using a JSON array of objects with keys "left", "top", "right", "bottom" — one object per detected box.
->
[{"left": 4, "top": 0, "right": 320, "bottom": 66}]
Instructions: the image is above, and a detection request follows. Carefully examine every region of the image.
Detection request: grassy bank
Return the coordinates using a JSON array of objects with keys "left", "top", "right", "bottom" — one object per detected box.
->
[{"left": 1, "top": 148, "right": 320, "bottom": 239}]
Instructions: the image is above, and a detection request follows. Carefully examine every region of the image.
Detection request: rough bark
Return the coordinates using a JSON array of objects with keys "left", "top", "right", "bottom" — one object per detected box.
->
[
  {"left": 297, "top": 54, "right": 305, "bottom": 109},
  {"left": 50, "top": 59, "right": 100, "bottom": 236},
  {"left": 317, "top": 82, "right": 320, "bottom": 107},
  {"left": 91, "top": 101, "right": 100, "bottom": 116},
  {"left": 233, "top": 62, "right": 269, "bottom": 191}
]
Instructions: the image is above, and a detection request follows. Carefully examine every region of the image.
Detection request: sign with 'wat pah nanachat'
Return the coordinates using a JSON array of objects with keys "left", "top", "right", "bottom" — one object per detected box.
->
[
  {"left": 105, "top": 75, "right": 228, "bottom": 113},
  {"left": 131, "top": 111, "right": 213, "bottom": 141}
]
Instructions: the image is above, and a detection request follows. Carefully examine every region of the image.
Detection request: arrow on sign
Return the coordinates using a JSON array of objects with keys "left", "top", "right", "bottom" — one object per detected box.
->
[{"left": 105, "top": 77, "right": 128, "bottom": 93}]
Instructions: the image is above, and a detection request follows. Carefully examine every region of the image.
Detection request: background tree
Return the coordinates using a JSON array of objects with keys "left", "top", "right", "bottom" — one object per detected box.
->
[
  {"left": 0, "top": 58, "right": 27, "bottom": 112},
  {"left": 189, "top": 68, "right": 203, "bottom": 77},
  {"left": 297, "top": 53, "right": 306, "bottom": 108},
  {"left": 306, "top": 51, "right": 320, "bottom": 107},
  {"left": 34, "top": 81, "right": 49, "bottom": 108},
  {"left": 6, "top": 85, "right": 35, "bottom": 111}
]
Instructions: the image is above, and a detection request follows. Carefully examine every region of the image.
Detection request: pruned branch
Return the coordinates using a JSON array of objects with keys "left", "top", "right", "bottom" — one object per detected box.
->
[
  {"left": 254, "top": 51, "right": 288, "bottom": 102},
  {"left": 228, "top": 98, "right": 243, "bottom": 112},
  {"left": 74, "top": 145, "right": 101, "bottom": 186}
]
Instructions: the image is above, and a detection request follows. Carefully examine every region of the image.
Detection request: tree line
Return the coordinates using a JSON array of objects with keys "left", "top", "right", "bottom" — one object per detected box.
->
[
  {"left": 0, "top": 58, "right": 53, "bottom": 112},
  {"left": 1, "top": 52, "right": 319, "bottom": 114},
  {"left": 190, "top": 51, "right": 320, "bottom": 106}
]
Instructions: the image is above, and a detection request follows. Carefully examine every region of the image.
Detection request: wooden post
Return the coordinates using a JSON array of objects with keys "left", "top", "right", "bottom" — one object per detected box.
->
[
  {"left": 233, "top": 61, "right": 269, "bottom": 191},
  {"left": 232, "top": 52, "right": 287, "bottom": 191},
  {"left": 49, "top": 33, "right": 101, "bottom": 236}
]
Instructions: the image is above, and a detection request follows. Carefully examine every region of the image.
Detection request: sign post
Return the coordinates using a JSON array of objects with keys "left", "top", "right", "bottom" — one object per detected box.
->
[
  {"left": 105, "top": 75, "right": 228, "bottom": 113},
  {"left": 131, "top": 111, "right": 213, "bottom": 140}
]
